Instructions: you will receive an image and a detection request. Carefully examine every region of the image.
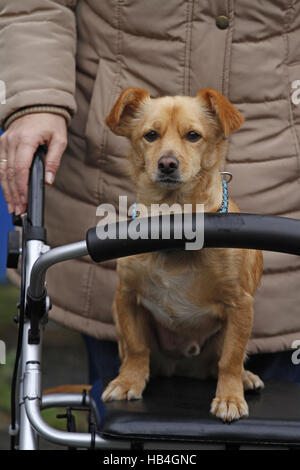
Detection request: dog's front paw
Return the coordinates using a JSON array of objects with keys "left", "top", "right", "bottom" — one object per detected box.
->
[
  {"left": 210, "top": 396, "right": 249, "bottom": 423},
  {"left": 101, "top": 377, "right": 146, "bottom": 402},
  {"left": 242, "top": 370, "right": 264, "bottom": 391}
]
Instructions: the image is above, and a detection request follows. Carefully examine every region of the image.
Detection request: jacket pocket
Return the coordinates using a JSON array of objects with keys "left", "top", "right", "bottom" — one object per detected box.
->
[{"left": 84, "top": 58, "right": 127, "bottom": 165}]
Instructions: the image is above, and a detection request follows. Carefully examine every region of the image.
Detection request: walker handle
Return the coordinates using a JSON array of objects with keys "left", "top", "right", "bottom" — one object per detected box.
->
[
  {"left": 86, "top": 213, "right": 300, "bottom": 263},
  {"left": 26, "top": 145, "right": 47, "bottom": 242}
]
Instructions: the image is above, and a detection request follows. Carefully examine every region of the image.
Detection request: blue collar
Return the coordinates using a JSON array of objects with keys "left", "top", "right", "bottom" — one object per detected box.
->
[
  {"left": 131, "top": 175, "right": 229, "bottom": 219},
  {"left": 218, "top": 178, "right": 228, "bottom": 213},
  {"left": 132, "top": 201, "right": 137, "bottom": 220}
]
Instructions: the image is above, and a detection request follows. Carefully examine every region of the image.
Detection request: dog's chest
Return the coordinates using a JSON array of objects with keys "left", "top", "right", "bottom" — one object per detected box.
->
[{"left": 139, "top": 267, "right": 213, "bottom": 330}]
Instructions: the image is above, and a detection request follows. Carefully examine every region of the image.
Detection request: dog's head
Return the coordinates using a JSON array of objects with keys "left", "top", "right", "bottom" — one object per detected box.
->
[{"left": 106, "top": 88, "right": 243, "bottom": 189}]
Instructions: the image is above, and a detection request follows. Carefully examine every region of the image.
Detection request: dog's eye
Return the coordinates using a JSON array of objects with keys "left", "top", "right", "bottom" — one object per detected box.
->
[
  {"left": 184, "top": 131, "right": 202, "bottom": 142},
  {"left": 143, "top": 130, "right": 160, "bottom": 142}
]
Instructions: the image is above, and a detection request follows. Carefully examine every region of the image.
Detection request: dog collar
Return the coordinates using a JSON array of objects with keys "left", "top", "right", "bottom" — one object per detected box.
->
[
  {"left": 131, "top": 172, "right": 231, "bottom": 219},
  {"left": 132, "top": 201, "right": 137, "bottom": 219},
  {"left": 218, "top": 178, "right": 228, "bottom": 213}
]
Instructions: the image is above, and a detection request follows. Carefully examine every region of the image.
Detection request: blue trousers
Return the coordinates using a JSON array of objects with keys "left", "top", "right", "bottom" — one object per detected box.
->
[
  {"left": 83, "top": 335, "right": 300, "bottom": 386},
  {"left": 82, "top": 335, "right": 121, "bottom": 385},
  {"left": 246, "top": 350, "right": 300, "bottom": 385}
]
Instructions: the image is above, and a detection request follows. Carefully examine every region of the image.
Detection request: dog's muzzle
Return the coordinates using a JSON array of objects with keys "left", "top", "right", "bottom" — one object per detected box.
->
[{"left": 156, "top": 154, "right": 181, "bottom": 186}]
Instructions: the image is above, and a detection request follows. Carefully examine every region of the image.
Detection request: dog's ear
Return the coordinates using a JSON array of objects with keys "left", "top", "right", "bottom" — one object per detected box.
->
[
  {"left": 197, "top": 89, "right": 244, "bottom": 137},
  {"left": 106, "top": 87, "right": 150, "bottom": 137}
]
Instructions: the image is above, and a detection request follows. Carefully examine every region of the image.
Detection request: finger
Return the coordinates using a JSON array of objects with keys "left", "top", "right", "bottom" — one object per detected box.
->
[
  {"left": 0, "top": 135, "right": 15, "bottom": 213},
  {"left": 6, "top": 134, "right": 22, "bottom": 214},
  {"left": 0, "top": 160, "right": 14, "bottom": 213},
  {"left": 15, "top": 141, "right": 38, "bottom": 209},
  {"left": 45, "top": 135, "right": 67, "bottom": 184}
]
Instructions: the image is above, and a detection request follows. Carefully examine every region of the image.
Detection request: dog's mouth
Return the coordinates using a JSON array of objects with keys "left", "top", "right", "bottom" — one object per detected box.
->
[{"left": 154, "top": 175, "right": 183, "bottom": 188}]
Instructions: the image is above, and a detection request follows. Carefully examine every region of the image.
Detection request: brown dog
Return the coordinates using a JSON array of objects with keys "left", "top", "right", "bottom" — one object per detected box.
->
[{"left": 101, "top": 88, "right": 263, "bottom": 422}]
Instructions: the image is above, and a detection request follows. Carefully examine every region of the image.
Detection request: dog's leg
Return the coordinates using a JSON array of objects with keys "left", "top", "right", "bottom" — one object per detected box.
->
[
  {"left": 102, "top": 285, "right": 150, "bottom": 402},
  {"left": 210, "top": 294, "right": 254, "bottom": 422}
]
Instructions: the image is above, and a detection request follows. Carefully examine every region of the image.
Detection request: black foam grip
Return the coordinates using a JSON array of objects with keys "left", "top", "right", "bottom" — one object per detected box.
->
[{"left": 86, "top": 213, "right": 300, "bottom": 263}]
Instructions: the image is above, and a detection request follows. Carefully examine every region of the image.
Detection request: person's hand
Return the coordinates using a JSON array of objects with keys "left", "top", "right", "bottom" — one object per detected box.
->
[{"left": 0, "top": 113, "right": 67, "bottom": 214}]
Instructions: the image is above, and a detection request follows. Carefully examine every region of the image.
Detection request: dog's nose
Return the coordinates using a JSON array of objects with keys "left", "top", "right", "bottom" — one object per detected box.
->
[{"left": 157, "top": 155, "right": 179, "bottom": 175}]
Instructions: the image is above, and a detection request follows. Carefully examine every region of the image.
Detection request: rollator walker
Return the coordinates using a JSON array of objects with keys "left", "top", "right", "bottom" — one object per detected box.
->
[{"left": 6, "top": 147, "right": 300, "bottom": 450}]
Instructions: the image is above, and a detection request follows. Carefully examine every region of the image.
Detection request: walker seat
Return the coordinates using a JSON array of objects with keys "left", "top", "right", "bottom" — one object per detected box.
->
[{"left": 90, "top": 378, "right": 300, "bottom": 448}]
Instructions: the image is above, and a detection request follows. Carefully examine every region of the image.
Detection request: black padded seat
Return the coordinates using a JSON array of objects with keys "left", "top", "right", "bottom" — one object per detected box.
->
[{"left": 94, "top": 378, "right": 300, "bottom": 447}]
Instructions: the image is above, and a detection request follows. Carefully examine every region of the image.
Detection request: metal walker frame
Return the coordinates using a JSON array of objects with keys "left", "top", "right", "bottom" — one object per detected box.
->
[{"left": 9, "top": 147, "right": 300, "bottom": 450}]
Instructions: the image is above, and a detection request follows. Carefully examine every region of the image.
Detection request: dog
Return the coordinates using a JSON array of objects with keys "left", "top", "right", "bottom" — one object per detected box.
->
[{"left": 101, "top": 87, "right": 264, "bottom": 423}]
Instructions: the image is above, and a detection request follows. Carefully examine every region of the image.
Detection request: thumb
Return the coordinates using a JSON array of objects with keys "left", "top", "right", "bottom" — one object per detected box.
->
[{"left": 44, "top": 136, "right": 67, "bottom": 184}]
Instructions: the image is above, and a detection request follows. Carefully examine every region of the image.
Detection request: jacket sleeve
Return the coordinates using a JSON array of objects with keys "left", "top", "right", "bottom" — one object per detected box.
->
[{"left": 0, "top": 0, "right": 78, "bottom": 129}]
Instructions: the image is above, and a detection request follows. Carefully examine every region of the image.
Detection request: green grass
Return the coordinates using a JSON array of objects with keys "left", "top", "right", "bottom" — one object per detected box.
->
[
  {"left": 41, "top": 408, "right": 90, "bottom": 431},
  {"left": 0, "top": 350, "right": 15, "bottom": 414},
  {"left": 0, "top": 282, "right": 19, "bottom": 326},
  {"left": 0, "top": 283, "right": 19, "bottom": 432}
]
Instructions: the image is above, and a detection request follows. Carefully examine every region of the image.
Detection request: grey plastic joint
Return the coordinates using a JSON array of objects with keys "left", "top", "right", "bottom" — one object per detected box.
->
[{"left": 23, "top": 362, "right": 41, "bottom": 401}]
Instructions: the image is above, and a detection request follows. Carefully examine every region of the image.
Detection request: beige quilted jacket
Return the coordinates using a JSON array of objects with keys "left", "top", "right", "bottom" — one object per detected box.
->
[{"left": 1, "top": 0, "right": 300, "bottom": 354}]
